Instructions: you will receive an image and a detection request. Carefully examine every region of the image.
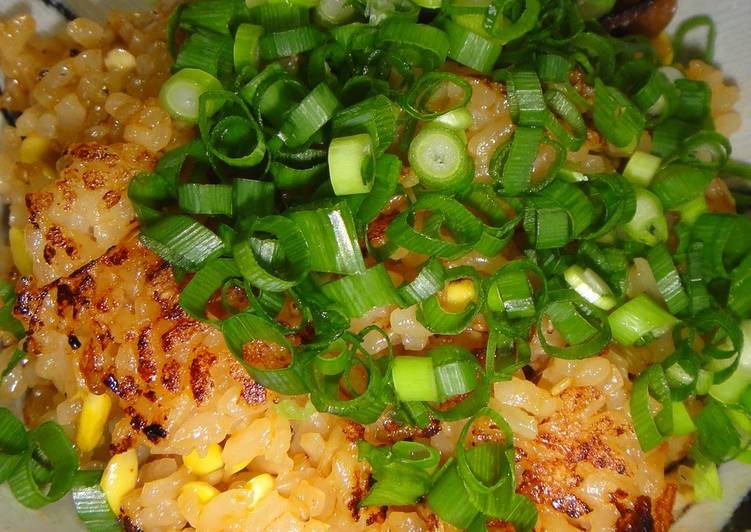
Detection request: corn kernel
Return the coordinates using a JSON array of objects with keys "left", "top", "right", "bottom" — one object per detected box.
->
[
  {"left": 101, "top": 448, "right": 138, "bottom": 513},
  {"left": 184, "top": 443, "right": 224, "bottom": 475},
  {"left": 9, "top": 227, "right": 32, "bottom": 276},
  {"left": 18, "top": 135, "right": 50, "bottom": 164},
  {"left": 442, "top": 279, "right": 476, "bottom": 312},
  {"left": 245, "top": 473, "right": 274, "bottom": 509},
  {"left": 181, "top": 481, "right": 220, "bottom": 503},
  {"left": 104, "top": 48, "right": 136, "bottom": 72},
  {"left": 76, "top": 391, "right": 112, "bottom": 452},
  {"left": 651, "top": 32, "right": 674, "bottom": 66}
]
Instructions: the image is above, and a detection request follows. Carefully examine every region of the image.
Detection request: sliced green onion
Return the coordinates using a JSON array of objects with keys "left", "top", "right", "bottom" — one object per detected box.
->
[
  {"left": 233, "top": 23, "right": 264, "bottom": 72},
  {"left": 434, "top": 107, "right": 473, "bottom": 130},
  {"left": 482, "top": 0, "right": 541, "bottom": 43},
  {"left": 623, "top": 151, "right": 662, "bottom": 187},
  {"left": 355, "top": 154, "right": 401, "bottom": 226},
  {"left": 248, "top": 4, "right": 310, "bottom": 31},
  {"left": 409, "top": 126, "right": 472, "bottom": 193},
  {"left": 523, "top": 207, "right": 570, "bottom": 250},
  {"left": 418, "top": 266, "right": 483, "bottom": 334},
  {"left": 320, "top": 264, "right": 403, "bottom": 318},
  {"left": 508, "top": 70, "right": 546, "bottom": 127},
  {"left": 630, "top": 364, "right": 673, "bottom": 451},
  {"left": 180, "top": 259, "right": 241, "bottom": 322},
  {"left": 622, "top": 188, "right": 667, "bottom": 246},
  {"left": 564, "top": 264, "right": 616, "bottom": 310},
  {"left": 609, "top": 294, "right": 677, "bottom": 347},
  {"left": 377, "top": 20, "right": 450, "bottom": 70},
  {"left": 234, "top": 215, "right": 311, "bottom": 292},
  {"left": 173, "top": 32, "right": 234, "bottom": 84},
  {"left": 8, "top": 421, "right": 79, "bottom": 508},
  {"left": 386, "top": 194, "right": 484, "bottom": 258},
  {"left": 673, "top": 15, "right": 716, "bottom": 64},
  {"left": 279, "top": 83, "right": 341, "bottom": 148},
  {"left": 72, "top": 470, "right": 122, "bottom": 532},
  {"left": 0, "top": 408, "right": 28, "bottom": 482},
  {"left": 199, "top": 91, "right": 266, "bottom": 168},
  {"left": 647, "top": 244, "right": 689, "bottom": 315},
  {"left": 177, "top": 183, "right": 233, "bottom": 216},
  {"left": 650, "top": 164, "right": 712, "bottom": 210},
  {"left": 259, "top": 26, "right": 327, "bottom": 60},
  {"left": 593, "top": 79, "right": 645, "bottom": 152},
  {"left": 222, "top": 312, "right": 308, "bottom": 394},
  {"left": 674, "top": 79, "right": 711, "bottom": 122},
  {"left": 537, "top": 292, "right": 611, "bottom": 359},
  {"left": 287, "top": 202, "right": 365, "bottom": 275},
  {"left": 160, "top": 68, "right": 223, "bottom": 123},
  {"left": 443, "top": 19, "right": 502, "bottom": 74},
  {"left": 179, "top": 0, "right": 242, "bottom": 35},
  {"left": 234, "top": 178, "right": 275, "bottom": 217},
  {"left": 496, "top": 126, "right": 545, "bottom": 195},
  {"left": 431, "top": 345, "right": 481, "bottom": 399},
  {"left": 392, "top": 356, "right": 439, "bottom": 402},
  {"left": 140, "top": 215, "right": 224, "bottom": 272},
  {"left": 329, "top": 134, "right": 375, "bottom": 196},
  {"left": 403, "top": 72, "right": 473, "bottom": 120},
  {"left": 398, "top": 259, "right": 446, "bottom": 307},
  {"left": 331, "top": 95, "right": 398, "bottom": 155}
]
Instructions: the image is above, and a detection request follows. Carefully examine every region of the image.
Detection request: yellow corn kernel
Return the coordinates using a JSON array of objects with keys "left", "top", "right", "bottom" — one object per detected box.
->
[
  {"left": 245, "top": 473, "right": 275, "bottom": 509},
  {"left": 652, "top": 32, "right": 674, "bottom": 66},
  {"left": 9, "top": 227, "right": 32, "bottom": 276},
  {"left": 442, "top": 279, "right": 476, "bottom": 312},
  {"left": 76, "top": 391, "right": 112, "bottom": 452},
  {"left": 101, "top": 448, "right": 138, "bottom": 513},
  {"left": 18, "top": 135, "right": 50, "bottom": 164},
  {"left": 184, "top": 443, "right": 224, "bottom": 475},
  {"left": 181, "top": 481, "right": 220, "bottom": 503}
]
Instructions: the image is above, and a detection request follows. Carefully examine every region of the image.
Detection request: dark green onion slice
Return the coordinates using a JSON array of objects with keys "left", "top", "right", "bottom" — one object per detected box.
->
[
  {"left": 398, "top": 258, "right": 446, "bottom": 307},
  {"left": 403, "top": 72, "right": 473, "bottom": 120},
  {"left": 259, "top": 26, "right": 327, "bottom": 60},
  {"left": 222, "top": 312, "right": 308, "bottom": 394},
  {"left": 496, "top": 126, "right": 545, "bottom": 195},
  {"left": 508, "top": 70, "right": 545, "bottom": 127},
  {"left": 417, "top": 266, "right": 483, "bottom": 334},
  {"left": 177, "top": 183, "right": 233, "bottom": 216},
  {"left": 331, "top": 95, "right": 399, "bottom": 155},
  {"left": 593, "top": 79, "right": 645, "bottom": 152},
  {"left": 320, "top": 264, "right": 403, "bottom": 318},
  {"left": 443, "top": 19, "right": 503, "bottom": 74},
  {"left": 647, "top": 244, "right": 689, "bottom": 315},
  {"left": 386, "top": 194, "right": 484, "bottom": 258},
  {"left": 140, "top": 215, "right": 224, "bottom": 272},
  {"left": 630, "top": 364, "right": 673, "bottom": 451},
  {"left": 278, "top": 82, "right": 341, "bottom": 148},
  {"left": 650, "top": 163, "right": 712, "bottom": 210},
  {"left": 234, "top": 215, "right": 311, "bottom": 292},
  {"left": 0, "top": 407, "right": 28, "bottom": 482},
  {"left": 179, "top": 259, "right": 241, "bottom": 322},
  {"left": 72, "top": 470, "right": 122, "bottom": 532},
  {"left": 537, "top": 291, "right": 611, "bottom": 359},
  {"left": 8, "top": 421, "right": 79, "bottom": 508},
  {"left": 287, "top": 202, "right": 365, "bottom": 275},
  {"left": 377, "top": 20, "right": 450, "bottom": 70},
  {"left": 355, "top": 154, "right": 401, "bottom": 227}
]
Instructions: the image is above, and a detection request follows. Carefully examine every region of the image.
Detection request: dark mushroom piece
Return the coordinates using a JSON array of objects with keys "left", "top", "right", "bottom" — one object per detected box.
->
[{"left": 601, "top": 0, "right": 678, "bottom": 38}]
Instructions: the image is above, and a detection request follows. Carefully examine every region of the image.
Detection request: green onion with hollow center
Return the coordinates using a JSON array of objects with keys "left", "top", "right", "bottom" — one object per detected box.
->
[
  {"left": 622, "top": 188, "right": 667, "bottom": 246},
  {"left": 630, "top": 364, "right": 673, "bottom": 451},
  {"left": 418, "top": 266, "right": 483, "bottom": 334},
  {"left": 508, "top": 70, "right": 546, "bottom": 127},
  {"left": 386, "top": 194, "right": 484, "bottom": 258},
  {"left": 328, "top": 134, "right": 375, "bottom": 195},
  {"left": 537, "top": 291, "right": 611, "bottom": 359},
  {"left": 398, "top": 258, "right": 446, "bottom": 307},
  {"left": 160, "top": 68, "right": 223, "bottom": 123},
  {"left": 0, "top": 407, "right": 28, "bottom": 482},
  {"left": 495, "top": 126, "right": 545, "bottom": 195},
  {"left": 609, "top": 293, "right": 678, "bottom": 347},
  {"left": 234, "top": 215, "right": 311, "bottom": 292},
  {"left": 593, "top": 79, "right": 645, "bottom": 152},
  {"left": 278, "top": 83, "right": 341, "bottom": 148},
  {"left": 180, "top": 259, "right": 241, "bottom": 322},
  {"left": 408, "top": 126, "right": 472, "bottom": 193},
  {"left": 443, "top": 19, "right": 502, "bottom": 74},
  {"left": 320, "top": 264, "right": 403, "bottom": 318}
]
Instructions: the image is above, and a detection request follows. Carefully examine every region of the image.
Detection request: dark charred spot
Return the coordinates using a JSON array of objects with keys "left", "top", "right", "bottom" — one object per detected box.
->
[
  {"left": 68, "top": 334, "right": 81, "bottom": 349},
  {"left": 104, "top": 247, "right": 129, "bottom": 266},
  {"left": 190, "top": 351, "right": 216, "bottom": 404},
  {"left": 128, "top": 409, "right": 146, "bottom": 431},
  {"left": 143, "top": 390, "right": 157, "bottom": 402},
  {"left": 162, "top": 319, "right": 199, "bottom": 353},
  {"left": 137, "top": 326, "right": 157, "bottom": 383},
  {"left": 117, "top": 375, "right": 138, "bottom": 400},
  {"left": 122, "top": 515, "right": 143, "bottom": 532},
  {"left": 614, "top": 495, "right": 654, "bottom": 532},
  {"left": 161, "top": 358, "right": 181, "bottom": 393},
  {"left": 366, "top": 507, "right": 387, "bottom": 525},
  {"left": 43, "top": 244, "right": 56, "bottom": 264},
  {"left": 102, "top": 190, "right": 121, "bottom": 208},
  {"left": 82, "top": 169, "right": 105, "bottom": 190},
  {"left": 103, "top": 373, "right": 119, "bottom": 394},
  {"left": 143, "top": 423, "right": 167, "bottom": 443},
  {"left": 69, "top": 48, "right": 80, "bottom": 57},
  {"left": 343, "top": 421, "right": 365, "bottom": 442},
  {"left": 56, "top": 283, "right": 75, "bottom": 308}
]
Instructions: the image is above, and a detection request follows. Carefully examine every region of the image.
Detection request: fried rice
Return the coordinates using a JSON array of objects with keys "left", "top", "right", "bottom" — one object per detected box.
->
[{"left": 0, "top": 2, "right": 743, "bottom": 531}]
